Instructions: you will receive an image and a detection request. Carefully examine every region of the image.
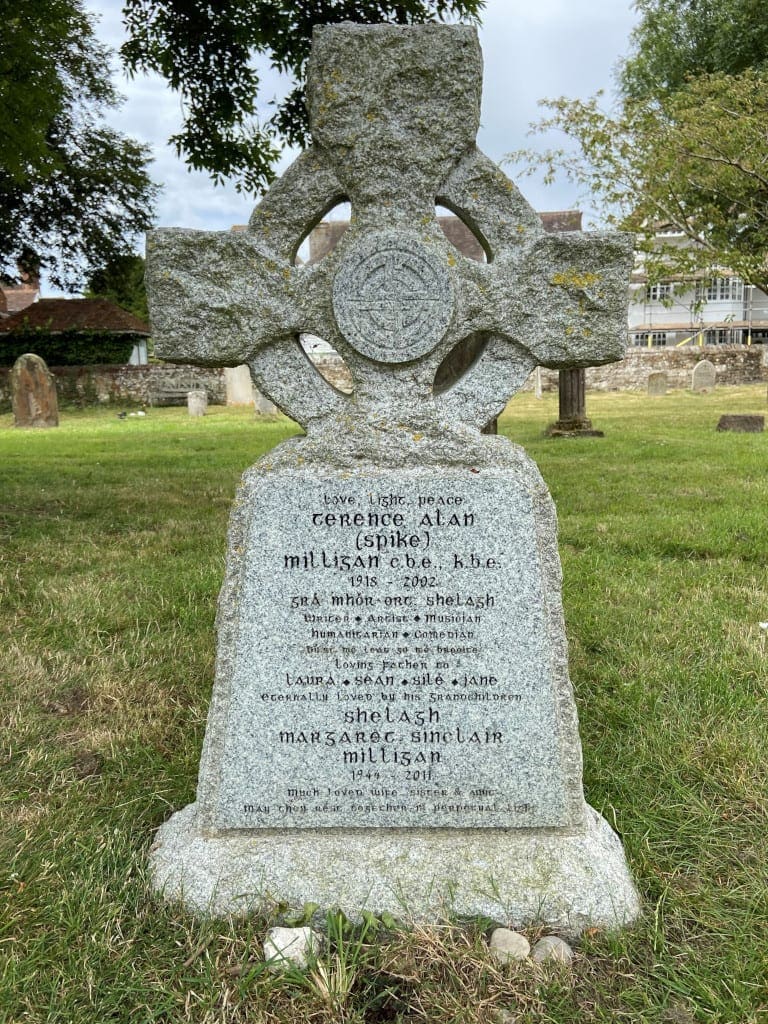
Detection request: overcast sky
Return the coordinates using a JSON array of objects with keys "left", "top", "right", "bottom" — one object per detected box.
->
[{"left": 64, "top": 1, "right": 639, "bottom": 294}]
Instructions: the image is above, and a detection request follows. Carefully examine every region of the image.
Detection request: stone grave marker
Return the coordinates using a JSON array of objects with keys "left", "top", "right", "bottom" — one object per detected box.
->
[
  {"left": 145, "top": 23, "right": 639, "bottom": 935},
  {"left": 187, "top": 389, "right": 208, "bottom": 417},
  {"left": 647, "top": 371, "right": 668, "bottom": 396},
  {"left": 692, "top": 359, "right": 716, "bottom": 391},
  {"left": 716, "top": 414, "right": 764, "bottom": 432},
  {"left": 10, "top": 353, "right": 59, "bottom": 428}
]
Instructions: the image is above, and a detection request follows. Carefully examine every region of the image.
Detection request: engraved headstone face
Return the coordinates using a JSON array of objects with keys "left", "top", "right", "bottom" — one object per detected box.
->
[
  {"left": 146, "top": 23, "right": 639, "bottom": 934},
  {"left": 11, "top": 353, "right": 59, "bottom": 428},
  {"left": 647, "top": 371, "right": 668, "bottom": 396},
  {"left": 692, "top": 359, "right": 716, "bottom": 392}
]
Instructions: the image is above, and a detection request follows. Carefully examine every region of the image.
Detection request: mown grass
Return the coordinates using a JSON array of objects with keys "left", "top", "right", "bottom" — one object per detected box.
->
[{"left": 1, "top": 387, "right": 766, "bottom": 1023}]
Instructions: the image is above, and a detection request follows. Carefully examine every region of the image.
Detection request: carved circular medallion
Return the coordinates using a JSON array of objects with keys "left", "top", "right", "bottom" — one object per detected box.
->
[{"left": 332, "top": 232, "right": 454, "bottom": 363}]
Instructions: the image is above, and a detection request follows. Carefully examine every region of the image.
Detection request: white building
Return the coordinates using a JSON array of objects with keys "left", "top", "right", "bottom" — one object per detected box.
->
[{"left": 628, "top": 227, "right": 768, "bottom": 347}]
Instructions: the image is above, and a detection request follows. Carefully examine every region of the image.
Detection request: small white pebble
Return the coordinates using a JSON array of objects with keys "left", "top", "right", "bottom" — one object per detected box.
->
[
  {"left": 489, "top": 927, "right": 531, "bottom": 963},
  {"left": 263, "top": 926, "right": 322, "bottom": 971},
  {"left": 531, "top": 935, "right": 573, "bottom": 964}
]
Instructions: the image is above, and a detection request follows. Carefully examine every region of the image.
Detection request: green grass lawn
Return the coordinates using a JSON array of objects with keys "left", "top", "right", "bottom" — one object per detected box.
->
[{"left": 1, "top": 387, "right": 766, "bottom": 1023}]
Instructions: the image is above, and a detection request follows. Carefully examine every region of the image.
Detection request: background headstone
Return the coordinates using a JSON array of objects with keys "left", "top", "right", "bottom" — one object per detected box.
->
[
  {"left": 716, "top": 414, "right": 764, "bottom": 432},
  {"left": 145, "top": 23, "right": 639, "bottom": 936},
  {"left": 647, "top": 371, "right": 668, "bottom": 396},
  {"left": 692, "top": 359, "right": 716, "bottom": 392},
  {"left": 187, "top": 390, "right": 208, "bottom": 417},
  {"left": 11, "top": 353, "right": 59, "bottom": 428},
  {"left": 224, "top": 365, "right": 255, "bottom": 405}
]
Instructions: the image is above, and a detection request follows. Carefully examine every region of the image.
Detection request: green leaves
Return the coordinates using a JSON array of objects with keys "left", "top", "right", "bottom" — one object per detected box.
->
[
  {"left": 621, "top": 0, "right": 768, "bottom": 101},
  {"left": 86, "top": 255, "right": 149, "bottom": 323},
  {"left": 512, "top": 0, "right": 768, "bottom": 294},
  {"left": 511, "top": 72, "right": 768, "bottom": 293},
  {"left": 0, "top": 1, "right": 158, "bottom": 292},
  {"left": 120, "top": 0, "right": 485, "bottom": 195}
]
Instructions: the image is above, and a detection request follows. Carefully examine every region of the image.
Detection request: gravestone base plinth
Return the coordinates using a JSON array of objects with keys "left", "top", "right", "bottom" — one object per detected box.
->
[
  {"left": 545, "top": 418, "right": 605, "bottom": 439},
  {"left": 150, "top": 802, "right": 639, "bottom": 936}
]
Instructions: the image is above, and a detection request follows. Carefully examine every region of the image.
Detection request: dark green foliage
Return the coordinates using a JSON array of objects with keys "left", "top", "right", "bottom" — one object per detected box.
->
[
  {"left": 0, "top": 0, "right": 158, "bottom": 291},
  {"left": 515, "top": 0, "right": 768, "bottom": 292},
  {"left": 121, "top": 0, "right": 485, "bottom": 194},
  {"left": 86, "top": 254, "right": 149, "bottom": 322},
  {"left": 620, "top": 0, "right": 768, "bottom": 100},
  {"left": 0, "top": 330, "right": 136, "bottom": 367}
]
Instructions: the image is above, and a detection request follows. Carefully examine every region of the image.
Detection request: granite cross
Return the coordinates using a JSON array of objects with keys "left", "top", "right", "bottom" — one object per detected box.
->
[
  {"left": 146, "top": 24, "right": 632, "bottom": 434},
  {"left": 146, "top": 24, "right": 641, "bottom": 931}
]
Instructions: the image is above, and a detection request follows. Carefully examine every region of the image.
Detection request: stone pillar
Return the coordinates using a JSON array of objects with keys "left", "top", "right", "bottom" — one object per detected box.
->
[
  {"left": 546, "top": 368, "right": 603, "bottom": 437},
  {"left": 187, "top": 390, "right": 208, "bottom": 417}
]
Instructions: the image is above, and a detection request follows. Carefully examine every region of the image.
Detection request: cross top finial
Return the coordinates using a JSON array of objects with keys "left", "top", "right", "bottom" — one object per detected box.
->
[{"left": 146, "top": 24, "right": 632, "bottom": 436}]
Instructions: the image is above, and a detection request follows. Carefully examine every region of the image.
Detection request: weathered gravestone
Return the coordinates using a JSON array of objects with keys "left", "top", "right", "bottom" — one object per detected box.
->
[
  {"left": 187, "top": 389, "right": 208, "bottom": 417},
  {"left": 11, "top": 353, "right": 59, "bottom": 428},
  {"left": 145, "top": 23, "right": 640, "bottom": 934},
  {"left": 692, "top": 359, "right": 716, "bottom": 392},
  {"left": 716, "top": 414, "right": 764, "bottom": 432},
  {"left": 647, "top": 371, "right": 668, "bottom": 397}
]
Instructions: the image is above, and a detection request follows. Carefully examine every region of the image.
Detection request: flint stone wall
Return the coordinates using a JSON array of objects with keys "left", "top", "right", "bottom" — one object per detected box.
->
[
  {"left": 0, "top": 363, "right": 226, "bottom": 409},
  {"left": 523, "top": 345, "right": 768, "bottom": 392},
  {"left": 2, "top": 346, "right": 765, "bottom": 412}
]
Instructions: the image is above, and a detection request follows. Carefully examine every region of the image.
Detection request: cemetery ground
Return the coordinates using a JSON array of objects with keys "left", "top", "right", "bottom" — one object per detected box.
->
[{"left": 1, "top": 387, "right": 766, "bottom": 1024}]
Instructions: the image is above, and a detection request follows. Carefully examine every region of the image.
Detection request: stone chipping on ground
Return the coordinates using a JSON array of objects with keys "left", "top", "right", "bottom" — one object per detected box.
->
[
  {"left": 531, "top": 935, "right": 574, "bottom": 964},
  {"left": 489, "top": 928, "right": 531, "bottom": 963},
  {"left": 263, "top": 926, "right": 323, "bottom": 971}
]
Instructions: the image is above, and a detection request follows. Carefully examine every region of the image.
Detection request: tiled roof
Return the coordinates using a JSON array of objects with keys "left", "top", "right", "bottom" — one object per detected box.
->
[
  {"left": 0, "top": 298, "right": 150, "bottom": 335},
  {"left": 540, "top": 211, "right": 583, "bottom": 233},
  {"left": 234, "top": 209, "right": 585, "bottom": 266}
]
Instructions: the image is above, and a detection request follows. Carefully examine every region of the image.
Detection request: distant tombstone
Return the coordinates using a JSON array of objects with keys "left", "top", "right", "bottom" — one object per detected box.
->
[
  {"left": 647, "top": 371, "right": 668, "bottom": 396},
  {"left": 692, "top": 359, "right": 716, "bottom": 392},
  {"left": 224, "top": 365, "right": 254, "bottom": 405},
  {"left": 187, "top": 390, "right": 207, "bottom": 417},
  {"left": 253, "top": 390, "right": 278, "bottom": 415},
  {"left": 145, "top": 23, "right": 639, "bottom": 934},
  {"left": 11, "top": 353, "right": 59, "bottom": 428},
  {"left": 716, "top": 414, "right": 764, "bottom": 433}
]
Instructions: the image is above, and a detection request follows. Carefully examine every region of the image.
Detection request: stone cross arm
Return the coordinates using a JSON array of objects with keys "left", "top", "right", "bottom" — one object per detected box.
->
[
  {"left": 455, "top": 229, "right": 635, "bottom": 369},
  {"left": 145, "top": 229, "right": 305, "bottom": 367}
]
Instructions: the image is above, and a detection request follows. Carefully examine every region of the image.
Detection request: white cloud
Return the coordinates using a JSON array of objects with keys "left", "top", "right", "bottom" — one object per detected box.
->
[{"left": 47, "top": 0, "right": 638, "bottom": 293}]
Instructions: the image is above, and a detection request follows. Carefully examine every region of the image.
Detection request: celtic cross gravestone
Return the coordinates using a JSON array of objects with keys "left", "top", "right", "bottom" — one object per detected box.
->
[{"left": 146, "top": 23, "right": 639, "bottom": 934}]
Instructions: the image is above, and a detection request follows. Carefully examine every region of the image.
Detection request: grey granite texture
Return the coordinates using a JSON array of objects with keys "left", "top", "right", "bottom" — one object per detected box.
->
[
  {"left": 145, "top": 23, "right": 633, "bottom": 434},
  {"left": 145, "top": 23, "right": 640, "bottom": 932},
  {"left": 150, "top": 802, "right": 639, "bottom": 938},
  {"left": 194, "top": 463, "right": 585, "bottom": 833}
]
